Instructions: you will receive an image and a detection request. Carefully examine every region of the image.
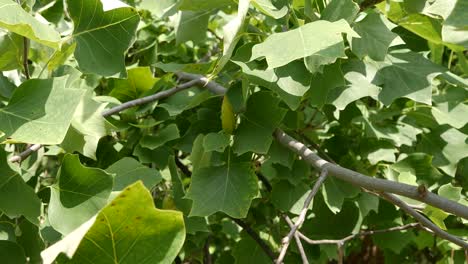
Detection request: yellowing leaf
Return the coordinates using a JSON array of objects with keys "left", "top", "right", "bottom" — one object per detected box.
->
[{"left": 221, "top": 95, "right": 236, "bottom": 134}]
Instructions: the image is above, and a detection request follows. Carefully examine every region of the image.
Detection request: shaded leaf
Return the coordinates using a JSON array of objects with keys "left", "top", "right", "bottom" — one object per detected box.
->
[
  {"left": 233, "top": 91, "right": 287, "bottom": 154},
  {"left": 350, "top": 11, "right": 398, "bottom": 61},
  {"left": 175, "top": 11, "right": 209, "bottom": 45},
  {"left": 321, "top": 0, "right": 359, "bottom": 23},
  {"left": 0, "top": 149, "right": 41, "bottom": 224},
  {"left": 186, "top": 161, "right": 258, "bottom": 218},
  {"left": 48, "top": 154, "right": 113, "bottom": 235},
  {"left": 140, "top": 123, "right": 180, "bottom": 149},
  {"left": 106, "top": 157, "right": 162, "bottom": 191}
]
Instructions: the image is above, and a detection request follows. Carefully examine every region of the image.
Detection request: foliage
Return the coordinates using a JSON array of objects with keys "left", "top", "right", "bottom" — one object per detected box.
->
[{"left": 0, "top": 0, "right": 467, "bottom": 263}]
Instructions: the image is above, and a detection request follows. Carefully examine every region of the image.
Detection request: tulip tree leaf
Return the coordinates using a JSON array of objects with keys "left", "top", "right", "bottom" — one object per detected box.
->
[
  {"left": 0, "top": 0, "right": 61, "bottom": 48},
  {"left": 0, "top": 31, "right": 22, "bottom": 71},
  {"left": 250, "top": 19, "right": 359, "bottom": 69},
  {"left": 0, "top": 76, "right": 85, "bottom": 144},
  {"left": 213, "top": 0, "right": 250, "bottom": 73},
  {"left": 61, "top": 92, "right": 114, "bottom": 160},
  {"left": 108, "top": 67, "right": 159, "bottom": 102},
  {"left": 42, "top": 181, "right": 185, "bottom": 264},
  {"left": 0, "top": 149, "right": 41, "bottom": 224},
  {"left": 48, "top": 154, "right": 113, "bottom": 235},
  {"left": 233, "top": 44, "right": 311, "bottom": 110},
  {"left": 417, "top": 127, "right": 468, "bottom": 177},
  {"left": 186, "top": 160, "right": 259, "bottom": 218},
  {"left": 251, "top": 0, "right": 288, "bottom": 19},
  {"left": 67, "top": 0, "right": 140, "bottom": 77},
  {"left": 233, "top": 91, "right": 287, "bottom": 155},
  {"left": 178, "top": 0, "right": 233, "bottom": 11},
  {"left": 321, "top": 0, "right": 359, "bottom": 23},
  {"left": 106, "top": 157, "right": 162, "bottom": 191},
  {"left": 350, "top": 11, "right": 398, "bottom": 61}
]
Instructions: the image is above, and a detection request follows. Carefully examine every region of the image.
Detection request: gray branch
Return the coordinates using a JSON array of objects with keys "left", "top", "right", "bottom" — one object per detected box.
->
[
  {"left": 276, "top": 169, "right": 329, "bottom": 264},
  {"left": 273, "top": 129, "right": 468, "bottom": 220}
]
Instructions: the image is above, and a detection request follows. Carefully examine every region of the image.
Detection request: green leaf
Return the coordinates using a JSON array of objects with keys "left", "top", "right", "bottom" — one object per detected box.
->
[
  {"left": 350, "top": 11, "right": 398, "bottom": 61},
  {"left": 0, "top": 0, "right": 61, "bottom": 48},
  {"left": 308, "top": 61, "right": 347, "bottom": 107},
  {"left": 213, "top": 0, "right": 250, "bottom": 73},
  {"left": 423, "top": 205, "right": 448, "bottom": 230},
  {"left": 42, "top": 181, "right": 185, "bottom": 264},
  {"left": 139, "top": 0, "right": 179, "bottom": 18},
  {"left": 438, "top": 183, "right": 462, "bottom": 202},
  {"left": 271, "top": 181, "right": 312, "bottom": 215},
  {"left": 67, "top": 0, "right": 140, "bottom": 77},
  {"left": 48, "top": 154, "right": 113, "bottom": 235},
  {"left": 17, "top": 220, "right": 45, "bottom": 263},
  {"left": 157, "top": 89, "right": 212, "bottom": 116},
  {"left": 0, "top": 240, "right": 26, "bottom": 263},
  {"left": 250, "top": 19, "right": 359, "bottom": 69},
  {"left": 303, "top": 199, "right": 360, "bottom": 238},
  {"left": 233, "top": 91, "right": 287, "bottom": 155},
  {"left": 357, "top": 192, "right": 379, "bottom": 218},
  {"left": 0, "top": 76, "right": 85, "bottom": 144},
  {"left": 175, "top": 11, "right": 209, "bottom": 45},
  {"left": 168, "top": 157, "right": 209, "bottom": 234},
  {"left": 431, "top": 86, "right": 468, "bottom": 129},
  {"left": 267, "top": 140, "right": 295, "bottom": 169},
  {"left": 108, "top": 67, "right": 159, "bottom": 102},
  {"left": 355, "top": 105, "right": 421, "bottom": 147},
  {"left": 61, "top": 92, "right": 114, "bottom": 160},
  {"left": 140, "top": 124, "right": 180, "bottom": 149},
  {"left": 378, "top": 1, "right": 464, "bottom": 51},
  {"left": 203, "top": 132, "right": 230, "bottom": 153},
  {"left": 417, "top": 127, "right": 468, "bottom": 176},
  {"left": 178, "top": 0, "right": 233, "bottom": 11},
  {"left": 233, "top": 236, "right": 271, "bottom": 264},
  {"left": 233, "top": 45, "right": 311, "bottom": 110},
  {"left": 251, "top": 0, "right": 288, "bottom": 19},
  {"left": 186, "top": 160, "right": 259, "bottom": 218},
  {"left": 106, "top": 157, "right": 162, "bottom": 191},
  {"left": 322, "top": 177, "right": 360, "bottom": 213},
  {"left": 391, "top": 153, "right": 442, "bottom": 183},
  {"left": 375, "top": 50, "right": 467, "bottom": 105},
  {"left": 153, "top": 61, "right": 215, "bottom": 74},
  {"left": 372, "top": 229, "right": 415, "bottom": 254},
  {"left": 321, "top": 0, "right": 359, "bottom": 23},
  {"left": 0, "top": 31, "right": 22, "bottom": 71},
  {"left": 0, "top": 149, "right": 41, "bottom": 224},
  {"left": 0, "top": 72, "right": 15, "bottom": 100}
]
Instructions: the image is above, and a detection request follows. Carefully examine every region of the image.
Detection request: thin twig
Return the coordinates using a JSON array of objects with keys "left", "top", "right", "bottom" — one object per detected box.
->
[
  {"left": 102, "top": 78, "right": 201, "bottom": 117},
  {"left": 175, "top": 156, "right": 192, "bottom": 177},
  {"left": 203, "top": 236, "right": 212, "bottom": 264},
  {"left": 273, "top": 129, "right": 468, "bottom": 220},
  {"left": 15, "top": 0, "right": 30, "bottom": 79},
  {"left": 283, "top": 216, "right": 309, "bottom": 264},
  {"left": 297, "top": 222, "right": 421, "bottom": 245},
  {"left": 9, "top": 77, "right": 208, "bottom": 162},
  {"left": 229, "top": 217, "right": 276, "bottom": 261},
  {"left": 276, "top": 169, "right": 329, "bottom": 264},
  {"left": 9, "top": 144, "right": 42, "bottom": 163},
  {"left": 380, "top": 192, "right": 468, "bottom": 249}
]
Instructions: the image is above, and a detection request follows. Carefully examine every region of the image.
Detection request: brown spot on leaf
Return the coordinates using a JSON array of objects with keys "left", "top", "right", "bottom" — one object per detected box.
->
[{"left": 135, "top": 216, "right": 142, "bottom": 220}]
